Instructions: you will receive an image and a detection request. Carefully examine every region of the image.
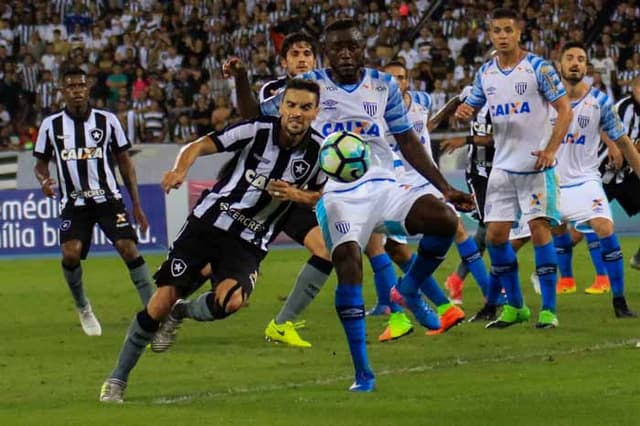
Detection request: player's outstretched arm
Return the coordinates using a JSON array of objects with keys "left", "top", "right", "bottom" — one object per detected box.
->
[
  {"left": 116, "top": 150, "right": 148, "bottom": 232},
  {"left": 395, "top": 129, "right": 474, "bottom": 211},
  {"left": 223, "top": 56, "right": 261, "bottom": 118},
  {"left": 615, "top": 134, "right": 640, "bottom": 178},
  {"left": 266, "top": 179, "right": 322, "bottom": 206},
  {"left": 428, "top": 96, "right": 462, "bottom": 131},
  {"left": 440, "top": 135, "right": 494, "bottom": 154},
  {"left": 534, "top": 95, "right": 573, "bottom": 169},
  {"left": 161, "top": 133, "right": 218, "bottom": 194}
]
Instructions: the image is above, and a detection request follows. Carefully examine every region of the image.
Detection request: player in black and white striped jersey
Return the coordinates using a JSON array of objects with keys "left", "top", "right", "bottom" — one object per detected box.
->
[
  {"left": 100, "top": 79, "right": 325, "bottom": 403},
  {"left": 33, "top": 68, "right": 154, "bottom": 337}
]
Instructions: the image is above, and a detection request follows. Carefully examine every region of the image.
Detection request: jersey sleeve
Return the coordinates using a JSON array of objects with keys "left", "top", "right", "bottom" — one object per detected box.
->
[
  {"left": 109, "top": 113, "right": 132, "bottom": 153},
  {"left": 383, "top": 74, "right": 412, "bottom": 134},
  {"left": 598, "top": 92, "right": 626, "bottom": 141},
  {"left": 211, "top": 120, "right": 257, "bottom": 152},
  {"left": 533, "top": 58, "right": 566, "bottom": 103},
  {"left": 465, "top": 67, "right": 486, "bottom": 108},
  {"left": 33, "top": 117, "right": 54, "bottom": 160},
  {"left": 260, "top": 72, "right": 316, "bottom": 116}
]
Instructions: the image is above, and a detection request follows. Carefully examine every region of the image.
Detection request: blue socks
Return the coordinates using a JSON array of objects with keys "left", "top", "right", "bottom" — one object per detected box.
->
[
  {"left": 600, "top": 234, "right": 624, "bottom": 297},
  {"left": 369, "top": 253, "right": 402, "bottom": 312},
  {"left": 534, "top": 242, "right": 558, "bottom": 312},
  {"left": 486, "top": 272, "right": 502, "bottom": 305},
  {"left": 400, "top": 234, "right": 453, "bottom": 306},
  {"left": 553, "top": 232, "right": 573, "bottom": 278},
  {"left": 488, "top": 242, "right": 523, "bottom": 308},
  {"left": 585, "top": 232, "right": 607, "bottom": 276},
  {"left": 456, "top": 237, "right": 489, "bottom": 296},
  {"left": 335, "top": 284, "right": 372, "bottom": 377}
]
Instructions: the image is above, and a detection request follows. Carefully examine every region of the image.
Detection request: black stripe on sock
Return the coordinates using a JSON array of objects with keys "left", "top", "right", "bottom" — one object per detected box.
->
[
  {"left": 308, "top": 255, "right": 333, "bottom": 274},
  {"left": 126, "top": 256, "right": 145, "bottom": 270},
  {"left": 136, "top": 308, "right": 160, "bottom": 333},
  {"left": 62, "top": 261, "right": 80, "bottom": 271}
]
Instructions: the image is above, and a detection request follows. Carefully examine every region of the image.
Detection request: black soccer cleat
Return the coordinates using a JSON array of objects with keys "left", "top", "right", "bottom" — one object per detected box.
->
[
  {"left": 613, "top": 296, "right": 638, "bottom": 318},
  {"left": 468, "top": 304, "right": 497, "bottom": 322}
]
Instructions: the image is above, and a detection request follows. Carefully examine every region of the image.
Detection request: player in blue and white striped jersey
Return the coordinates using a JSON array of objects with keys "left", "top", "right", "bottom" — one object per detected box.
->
[
  {"left": 260, "top": 19, "right": 474, "bottom": 392},
  {"left": 456, "top": 8, "right": 573, "bottom": 329}
]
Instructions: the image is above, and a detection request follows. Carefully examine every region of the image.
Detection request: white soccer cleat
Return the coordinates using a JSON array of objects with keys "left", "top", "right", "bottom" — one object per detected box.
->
[
  {"left": 530, "top": 272, "right": 541, "bottom": 295},
  {"left": 77, "top": 302, "right": 102, "bottom": 336},
  {"left": 99, "top": 378, "right": 127, "bottom": 403},
  {"left": 150, "top": 299, "right": 186, "bottom": 353}
]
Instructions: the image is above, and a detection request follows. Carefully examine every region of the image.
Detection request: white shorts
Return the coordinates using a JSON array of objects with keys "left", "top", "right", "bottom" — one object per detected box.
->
[
  {"left": 485, "top": 168, "right": 561, "bottom": 225},
  {"left": 316, "top": 179, "right": 423, "bottom": 254},
  {"left": 559, "top": 180, "right": 612, "bottom": 233}
]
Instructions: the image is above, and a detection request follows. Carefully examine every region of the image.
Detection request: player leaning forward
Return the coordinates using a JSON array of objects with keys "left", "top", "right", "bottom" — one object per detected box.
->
[
  {"left": 99, "top": 79, "right": 327, "bottom": 403},
  {"left": 261, "top": 19, "right": 473, "bottom": 391}
]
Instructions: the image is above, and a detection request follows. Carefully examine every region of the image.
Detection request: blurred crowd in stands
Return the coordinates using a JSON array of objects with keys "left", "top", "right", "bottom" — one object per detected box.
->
[{"left": 0, "top": 0, "right": 639, "bottom": 149}]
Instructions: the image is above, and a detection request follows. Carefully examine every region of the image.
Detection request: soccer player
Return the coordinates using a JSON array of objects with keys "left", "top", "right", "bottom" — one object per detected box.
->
[
  {"left": 518, "top": 42, "right": 640, "bottom": 317},
  {"left": 33, "top": 68, "right": 153, "bottom": 337},
  {"left": 258, "top": 19, "right": 473, "bottom": 391},
  {"left": 456, "top": 8, "right": 573, "bottom": 329},
  {"left": 99, "top": 79, "right": 326, "bottom": 403}
]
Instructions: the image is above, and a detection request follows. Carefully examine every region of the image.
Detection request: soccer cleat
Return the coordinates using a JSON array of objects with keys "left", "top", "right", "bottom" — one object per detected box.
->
[
  {"left": 445, "top": 273, "right": 464, "bottom": 305},
  {"left": 392, "top": 285, "right": 440, "bottom": 330},
  {"left": 556, "top": 277, "right": 577, "bottom": 294},
  {"left": 584, "top": 275, "right": 610, "bottom": 295},
  {"left": 486, "top": 305, "right": 530, "bottom": 329},
  {"left": 535, "top": 310, "right": 559, "bottom": 329},
  {"left": 150, "top": 299, "right": 186, "bottom": 353},
  {"left": 378, "top": 312, "right": 414, "bottom": 342},
  {"left": 630, "top": 251, "right": 640, "bottom": 270},
  {"left": 264, "top": 319, "right": 312, "bottom": 348},
  {"left": 77, "top": 302, "right": 102, "bottom": 336},
  {"left": 366, "top": 303, "right": 391, "bottom": 316},
  {"left": 348, "top": 371, "right": 376, "bottom": 392},
  {"left": 468, "top": 304, "right": 497, "bottom": 322},
  {"left": 530, "top": 272, "right": 541, "bottom": 295},
  {"left": 426, "top": 304, "right": 465, "bottom": 335},
  {"left": 613, "top": 296, "right": 638, "bottom": 318},
  {"left": 99, "top": 378, "right": 126, "bottom": 403}
]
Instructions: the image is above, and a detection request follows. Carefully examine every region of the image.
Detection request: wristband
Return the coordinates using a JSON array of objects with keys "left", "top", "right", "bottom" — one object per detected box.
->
[{"left": 466, "top": 136, "right": 474, "bottom": 145}]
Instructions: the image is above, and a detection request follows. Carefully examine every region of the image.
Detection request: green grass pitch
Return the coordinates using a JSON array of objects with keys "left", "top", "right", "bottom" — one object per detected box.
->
[{"left": 2, "top": 238, "right": 640, "bottom": 425}]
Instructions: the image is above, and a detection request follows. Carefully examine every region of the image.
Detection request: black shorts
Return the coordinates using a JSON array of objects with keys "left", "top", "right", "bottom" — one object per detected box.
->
[
  {"left": 465, "top": 173, "right": 488, "bottom": 223},
  {"left": 281, "top": 204, "right": 318, "bottom": 245},
  {"left": 153, "top": 216, "right": 266, "bottom": 297},
  {"left": 60, "top": 200, "right": 138, "bottom": 259},
  {"left": 603, "top": 174, "right": 640, "bottom": 216}
]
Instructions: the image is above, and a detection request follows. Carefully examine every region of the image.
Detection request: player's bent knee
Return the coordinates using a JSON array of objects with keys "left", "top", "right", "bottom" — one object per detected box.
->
[
  {"left": 406, "top": 196, "right": 457, "bottom": 236},
  {"left": 114, "top": 238, "right": 139, "bottom": 261},
  {"left": 332, "top": 242, "right": 363, "bottom": 284},
  {"left": 212, "top": 280, "right": 247, "bottom": 318},
  {"left": 590, "top": 218, "right": 614, "bottom": 238},
  {"left": 147, "top": 286, "right": 179, "bottom": 320}
]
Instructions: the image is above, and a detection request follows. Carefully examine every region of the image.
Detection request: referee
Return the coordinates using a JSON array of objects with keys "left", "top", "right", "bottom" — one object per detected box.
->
[
  {"left": 601, "top": 77, "right": 640, "bottom": 268},
  {"left": 33, "top": 68, "right": 154, "bottom": 336}
]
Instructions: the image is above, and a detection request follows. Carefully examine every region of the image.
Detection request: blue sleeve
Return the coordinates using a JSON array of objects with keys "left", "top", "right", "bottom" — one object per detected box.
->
[
  {"left": 598, "top": 92, "right": 626, "bottom": 141},
  {"left": 465, "top": 67, "right": 486, "bottom": 108},
  {"left": 260, "top": 91, "right": 282, "bottom": 117},
  {"left": 533, "top": 57, "right": 566, "bottom": 103},
  {"left": 383, "top": 75, "right": 412, "bottom": 134}
]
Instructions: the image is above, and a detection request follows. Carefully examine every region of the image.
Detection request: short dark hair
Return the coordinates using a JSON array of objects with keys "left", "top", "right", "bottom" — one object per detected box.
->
[
  {"left": 384, "top": 60, "right": 407, "bottom": 72},
  {"left": 491, "top": 8, "right": 520, "bottom": 21},
  {"left": 280, "top": 32, "right": 318, "bottom": 59},
  {"left": 283, "top": 79, "right": 321, "bottom": 106},
  {"left": 561, "top": 41, "right": 587, "bottom": 55},
  {"left": 62, "top": 68, "right": 87, "bottom": 81},
  {"left": 324, "top": 18, "right": 360, "bottom": 37}
]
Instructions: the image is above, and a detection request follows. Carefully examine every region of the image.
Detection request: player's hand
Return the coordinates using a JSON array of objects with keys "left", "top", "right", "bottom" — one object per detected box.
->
[
  {"left": 440, "top": 137, "right": 466, "bottom": 154},
  {"left": 443, "top": 188, "right": 475, "bottom": 213},
  {"left": 40, "top": 177, "right": 56, "bottom": 198},
  {"left": 132, "top": 204, "right": 149, "bottom": 233},
  {"left": 608, "top": 143, "right": 623, "bottom": 169},
  {"left": 161, "top": 169, "right": 186, "bottom": 194},
  {"left": 222, "top": 56, "right": 247, "bottom": 79},
  {"left": 267, "top": 179, "right": 295, "bottom": 202},
  {"left": 532, "top": 149, "right": 555, "bottom": 170},
  {"left": 454, "top": 104, "right": 475, "bottom": 122}
]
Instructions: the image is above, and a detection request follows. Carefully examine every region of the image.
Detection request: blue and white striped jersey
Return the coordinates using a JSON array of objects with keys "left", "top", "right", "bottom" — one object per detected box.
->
[
  {"left": 261, "top": 67, "right": 412, "bottom": 191},
  {"left": 552, "top": 87, "right": 626, "bottom": 186},
  {"left": 465, "top": 53, "right": 567, "bottom": 172}
]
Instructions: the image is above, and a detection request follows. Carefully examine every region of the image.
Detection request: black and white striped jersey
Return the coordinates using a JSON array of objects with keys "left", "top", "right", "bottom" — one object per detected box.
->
[
  {"left": 33, "top": 108, "right": 131, "bottom": 207},
  {"left": 599, "top": 95, "right": 640, "bottom": 183},
  {"left": 192, "top": 116, "right": 326, "bottom": 251},
  {"left": 466, "top": 104, "right": 495, "bottom": 178}
]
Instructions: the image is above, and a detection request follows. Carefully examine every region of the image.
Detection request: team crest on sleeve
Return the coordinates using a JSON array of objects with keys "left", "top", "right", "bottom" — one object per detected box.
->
[
  {"left": 335, "top": 221, "right": 351, "bottom": 234},
  {"left": 291, "top": 159, "right": 310, "bottom": 180},
  {"left": 89, "top": 128, "right": 104, "bottom": 144},
  {"left": 577, "top": 115, "right": 590, "bottom": 128},
  {"left": 514, "top": 82, "right": 527, "bottom": 96},
  {"left": 362, "top": 102, "right": 378, "bottom": 117},
  {"left": 170, "top": 258, "right": 187, "bottom": 277}
]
